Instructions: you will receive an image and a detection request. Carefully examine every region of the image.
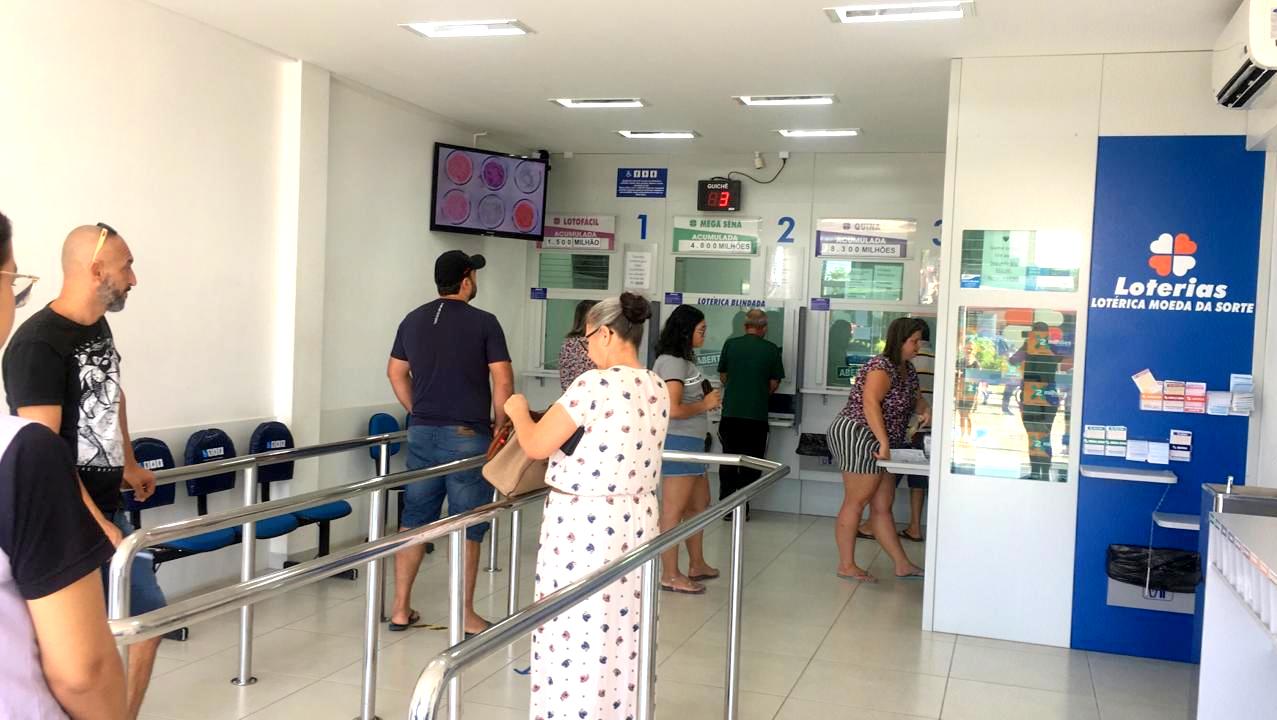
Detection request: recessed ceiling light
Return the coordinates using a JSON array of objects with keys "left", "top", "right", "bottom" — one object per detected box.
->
[
  {"left": 553, "top": 98, "right": 646, "bottom": 109},
  {"left": 618, "top": 131, "right": 698, "bottom": 140},
  {"left": 737, "top": 95, "right": 836, "bottom": 107},
  {"left": 778, "top": 128, "right": 861, "bottom": 138},
  {"left": 826, "top": 1, "right": 973, "bottom": 24},
  {"left": 400, "top": 19, "right": 531, "bottom": 38}
]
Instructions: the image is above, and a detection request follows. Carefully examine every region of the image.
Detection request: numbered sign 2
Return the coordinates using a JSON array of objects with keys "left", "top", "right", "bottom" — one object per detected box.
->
[{"left": 777, "top": 216, "right": 796, "bottom": 243}]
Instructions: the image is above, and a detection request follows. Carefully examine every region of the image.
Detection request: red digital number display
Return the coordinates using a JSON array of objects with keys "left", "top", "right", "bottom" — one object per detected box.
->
[
  {"left": 696, "top": 179, "right": 741, "bottom": 211},
  {"left": 706, "top": 190, "right": 732, "bottom": 208}
]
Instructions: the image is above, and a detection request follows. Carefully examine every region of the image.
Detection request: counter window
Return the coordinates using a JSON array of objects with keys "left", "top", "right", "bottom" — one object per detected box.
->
[
  {"left": 959, "top": 230, "right": 1081, "bottom": 293},
  {"left": 674, "top": 257, "right": 753, "bottom": 295},
  {"left": 820, "top": 260, "right": 904, "bottom": 301},
  {"left": 824, "top": 310, "right": 909, "bottom": 387},
  {"left": 538, "top": 253, "right": 610, "bottom": 290},
  {"left": 687, "top": 305, "right": 784, "bottom": 376},
  {"left": 541, "top": 299, "right": 586, "bottom": 370},
  {"left": 951, "top": 307, "right": 1076, "bottom": 482}
]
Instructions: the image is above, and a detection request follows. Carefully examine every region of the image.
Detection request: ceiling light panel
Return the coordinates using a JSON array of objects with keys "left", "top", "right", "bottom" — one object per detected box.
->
[
  {"left": 618, "top": 131, "right": 698, "bottom": 139},
  {"left": 826, "top": 2, "right": 972, "bottom": 24},
  {"left": 553, "top": 98, "right": 646, "bottom": 109},
  {"left": 400, "top": 19, "right": 531, "bottom": 38},
  {"left": 778, "top": 128, "right": 861, "bottom": 137},
  {"left": 737, "top": 95, "right": 836, "bottom": 106}
]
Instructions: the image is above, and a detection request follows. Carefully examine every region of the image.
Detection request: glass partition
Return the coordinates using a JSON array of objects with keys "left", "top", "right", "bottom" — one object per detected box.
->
[
  {"left": 687, "top": 305, "right": 784, "bottom": 375},
  {"left": 820, "top": 260, "right": 904, "bottom": 301},
  {"left": 674, "top": 257, "right": 753, "bottom": 295},
  {"left": 538, "top": 253, "right": 610, "bottom": 290},
  {"left": 540, "top": 299, "right": 583, "bottom": 370},
  {"left": 823, "top": 310, "right": 924, "bottom": 387},
  {"left": 950, "top": 307, "right": 1076, "bottom": 482},
  {"left": 959, "top": 230, "right": 1081, "bottom": 293}
]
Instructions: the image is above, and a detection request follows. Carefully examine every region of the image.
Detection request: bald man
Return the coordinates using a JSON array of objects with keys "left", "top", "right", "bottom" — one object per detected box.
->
[
  {"left": 716, "top": 309, "right": 784, "bottom": 518},
  {"left": 3, "top": 223, "right": 162, "bottom": 720}
]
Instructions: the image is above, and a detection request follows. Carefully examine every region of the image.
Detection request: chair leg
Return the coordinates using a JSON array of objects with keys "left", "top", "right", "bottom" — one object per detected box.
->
[{"left": 284, "top": 522, "right": 358, "bottom": 580}]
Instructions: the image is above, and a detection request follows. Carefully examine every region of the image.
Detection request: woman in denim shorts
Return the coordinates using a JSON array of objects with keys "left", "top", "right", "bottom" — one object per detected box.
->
[{"left": 652, "top": 305, "right": 722, "bottom": 595}]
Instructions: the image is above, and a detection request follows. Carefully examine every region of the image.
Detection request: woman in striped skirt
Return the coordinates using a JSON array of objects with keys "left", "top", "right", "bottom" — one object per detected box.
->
[{"left": 827, "top": 317, "right": 930, "bottom": 582}]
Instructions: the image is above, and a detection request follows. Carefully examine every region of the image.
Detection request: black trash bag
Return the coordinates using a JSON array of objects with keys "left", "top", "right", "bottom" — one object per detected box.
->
[
  {"left": 1106, "top": 544, "right": 1201, "bottom": 594},
  {"left": 796, "top": 433, "right": 831, "bottom": 458}
]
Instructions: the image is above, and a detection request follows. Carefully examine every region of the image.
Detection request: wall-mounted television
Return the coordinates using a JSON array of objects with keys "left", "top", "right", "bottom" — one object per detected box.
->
[{"left": 430, "top": 142, "right": 549, "bottom": 241}]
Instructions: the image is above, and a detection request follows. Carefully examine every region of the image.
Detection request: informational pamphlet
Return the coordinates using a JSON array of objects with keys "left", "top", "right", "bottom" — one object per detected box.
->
[{"left": 1169, "top": 429, "right": 1192, "bottom": 463}]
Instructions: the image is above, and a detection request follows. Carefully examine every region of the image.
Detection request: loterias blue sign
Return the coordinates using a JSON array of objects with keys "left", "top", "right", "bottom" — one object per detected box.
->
[{"left": 1074, "top": 136, "right": 1264, "bottom": 663}]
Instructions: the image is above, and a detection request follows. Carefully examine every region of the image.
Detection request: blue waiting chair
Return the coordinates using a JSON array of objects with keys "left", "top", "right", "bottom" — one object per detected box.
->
[
  {"left": 184, "top": 428, "right": 299, "bottom": 542},
  {"left": 250, "top": 421, "right": 355, "bottom": 579},
  {"left": 124, "top": 437, "right": 237, "bottom": 642}
]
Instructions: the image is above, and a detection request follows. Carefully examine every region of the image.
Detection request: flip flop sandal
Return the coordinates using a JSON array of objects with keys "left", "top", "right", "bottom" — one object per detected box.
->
[
  {"left": 856, "top": 531, "right": 875, "bottom": 540},
  {"left": 898, "top": 530, "right": 925, "bottom": 542},
  {"left": 660, "top": 582, "right": 706, "bottom": 595},
  {"left": 464, "top": 623, "right": 493, "bottom": 640},
  {"left": 895, "top": 570, "right": 925, "bottom": 580},
  {"left": 388, "top": 610, "right": 420, "bottom": 632},
  {"left": 688, "top": 570, "right": 720, "bottom": 582},
  {"left": 836, "top": 570, "right": 878, "bottom": 583}
]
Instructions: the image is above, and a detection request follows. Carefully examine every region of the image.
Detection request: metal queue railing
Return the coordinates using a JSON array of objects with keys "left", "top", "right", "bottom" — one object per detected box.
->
[
  {"left": 408, "top": 453, "right": 788, "bottom": 720},
  {"left": 111, "top": 447, "right": 785, "bottom": 720},
  {"left": 111, "top": 480, "right": 547, "bottom": 720},
  {"left": 110, "top": 430, "right": 407, "bottom": 676}
]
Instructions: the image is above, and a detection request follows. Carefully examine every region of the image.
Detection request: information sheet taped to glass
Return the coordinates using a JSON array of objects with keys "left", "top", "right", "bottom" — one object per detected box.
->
[
  {"left": 820, "top": 260, "right": 904, "bottom": 301},
  {"left": 960, "top": 230, "right": 1081, "bottom": 292}
]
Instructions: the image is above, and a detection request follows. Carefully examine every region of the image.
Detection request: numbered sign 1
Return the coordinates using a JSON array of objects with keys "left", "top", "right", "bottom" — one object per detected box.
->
[{"left": 637, "top": 213, "right": 648, "bottom": 241}]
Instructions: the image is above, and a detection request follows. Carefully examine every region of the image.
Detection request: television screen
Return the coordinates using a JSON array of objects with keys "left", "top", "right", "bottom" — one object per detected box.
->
[{"left": 430, "top": 142, "right": 549, "bottom": 240}]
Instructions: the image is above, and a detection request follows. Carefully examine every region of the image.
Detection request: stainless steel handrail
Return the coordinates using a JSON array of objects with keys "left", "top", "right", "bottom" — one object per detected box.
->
[
  {"left": 408, "top": 452, "right": 788, "bottom": 720},
  {"left": 146, "top": 430, "right": 407, "bottom": 487},
  {"left": 109, "top": 452, "right": 483, "bottom": 689},
  {"left": 110, "top": 488, "right": 550, "bottom": 645}
]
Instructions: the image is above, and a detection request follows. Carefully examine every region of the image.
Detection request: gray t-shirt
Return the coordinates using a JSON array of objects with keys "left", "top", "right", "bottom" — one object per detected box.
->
[{"left": 652, "top": 354, "right": 709, "bottom": 439}]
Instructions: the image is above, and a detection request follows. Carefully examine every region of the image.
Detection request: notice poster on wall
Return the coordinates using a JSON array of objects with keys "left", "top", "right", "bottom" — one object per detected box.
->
[
  {"left": 672, "top": 216, "right": 760, "bottom": 255},
  {"left": 538, "top": 214, "right": 616, "bottom": 251}
]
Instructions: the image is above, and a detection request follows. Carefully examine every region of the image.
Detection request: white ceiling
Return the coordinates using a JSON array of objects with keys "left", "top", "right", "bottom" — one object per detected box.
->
[{"left": 149, "top": 0, "right": 1239, "bottom": 154}]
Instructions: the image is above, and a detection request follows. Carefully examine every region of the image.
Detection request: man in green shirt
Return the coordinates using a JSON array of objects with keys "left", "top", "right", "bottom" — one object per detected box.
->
[{"left": 717, "top": 309, "right": 785, "bottom": 518}]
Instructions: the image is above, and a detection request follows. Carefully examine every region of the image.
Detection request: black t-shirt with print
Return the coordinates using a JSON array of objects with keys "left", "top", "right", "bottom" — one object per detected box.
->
[{"left": 3, "top": 307, "right": 126, "bottom": 513}]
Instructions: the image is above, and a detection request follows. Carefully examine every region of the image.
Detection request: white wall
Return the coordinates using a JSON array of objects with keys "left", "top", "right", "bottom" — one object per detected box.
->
[
  {"left": 314, "top": 78, "right": 529, "bottom": 547},
  {"left": 0, "top": 0, "right": 295, "bottom": 594},
  {"left": 523, "top": 151, "right": 944, "bottom": 518},
  {"left": 926, "top": 50, "right": 1253, "bottom": 643}
]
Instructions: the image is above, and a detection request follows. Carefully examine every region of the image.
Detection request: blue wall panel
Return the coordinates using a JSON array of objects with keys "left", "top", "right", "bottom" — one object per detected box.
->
[{"left": 1074, "top": 136, "right": 1264, "bottom": 662}]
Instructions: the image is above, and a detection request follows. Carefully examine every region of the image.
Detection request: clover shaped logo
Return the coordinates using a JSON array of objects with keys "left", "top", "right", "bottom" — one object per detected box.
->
[{"left": 1148, "top": 232, "right": 1197, "bottom": 277}]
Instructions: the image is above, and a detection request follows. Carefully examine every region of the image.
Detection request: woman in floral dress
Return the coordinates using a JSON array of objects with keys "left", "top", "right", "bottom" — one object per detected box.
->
[{"left": 504, "top": 292, "right": 669, "bottom": 720}]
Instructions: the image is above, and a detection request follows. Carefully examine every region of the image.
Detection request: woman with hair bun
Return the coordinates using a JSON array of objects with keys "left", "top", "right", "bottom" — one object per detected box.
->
[{"left": 504, "top": 292, "right": 669, "bottom": 720}]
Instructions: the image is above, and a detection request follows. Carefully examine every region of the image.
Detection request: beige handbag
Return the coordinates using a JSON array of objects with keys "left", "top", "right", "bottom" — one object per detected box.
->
[{"left": 482, "top": 420, "right": 549, "bottom": 497}]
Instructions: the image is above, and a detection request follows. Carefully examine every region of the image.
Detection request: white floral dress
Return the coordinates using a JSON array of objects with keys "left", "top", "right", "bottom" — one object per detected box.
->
[{"left": 530, "top": 366, "right": 670, "bottom": 720}]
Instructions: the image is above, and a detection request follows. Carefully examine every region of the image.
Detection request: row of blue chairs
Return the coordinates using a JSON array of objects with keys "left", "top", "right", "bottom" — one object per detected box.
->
[{"left": 124, "top": 421, "right": 356, "bottom": 568}]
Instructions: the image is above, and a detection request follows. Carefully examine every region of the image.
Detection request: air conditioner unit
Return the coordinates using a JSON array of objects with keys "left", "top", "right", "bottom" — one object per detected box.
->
[{"left": 1214, "top": 0, "right": 1277, "bottom": 108}]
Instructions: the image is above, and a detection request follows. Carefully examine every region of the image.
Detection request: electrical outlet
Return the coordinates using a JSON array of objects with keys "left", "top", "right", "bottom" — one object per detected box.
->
[{"left": 778, "top": 151, "right": 790, "bottom": 160}]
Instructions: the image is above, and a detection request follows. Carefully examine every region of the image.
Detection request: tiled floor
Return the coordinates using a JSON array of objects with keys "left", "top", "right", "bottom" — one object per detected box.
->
[{"left": 138, "top": 511, "right": 1198, "bottom": 720}]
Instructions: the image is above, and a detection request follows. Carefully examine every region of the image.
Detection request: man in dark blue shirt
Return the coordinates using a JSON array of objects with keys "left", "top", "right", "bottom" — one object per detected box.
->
[{"left": 386, "top": 250, "right": 513, "bottom": 635}]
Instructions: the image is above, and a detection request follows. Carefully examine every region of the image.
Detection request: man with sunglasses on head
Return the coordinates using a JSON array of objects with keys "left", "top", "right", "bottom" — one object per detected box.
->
[{"left": 3, "top": 223, "right": 162, "bottom": 720}]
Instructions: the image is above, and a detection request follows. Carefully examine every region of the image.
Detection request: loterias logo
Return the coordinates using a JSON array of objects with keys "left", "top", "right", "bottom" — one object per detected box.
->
[
  {"left": 1090, "top": 232, "right": 1253, "bottom": 314},
  {"left": 1148, "top": 232, "right": 1196, "bottom": 277}
]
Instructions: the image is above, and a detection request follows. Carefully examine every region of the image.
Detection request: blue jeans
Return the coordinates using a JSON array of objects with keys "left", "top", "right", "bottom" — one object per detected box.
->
[
  {"left": 402, "top": 425, "right": 494, "bottom": 542},
  {"left": 99, "top": 510, "right": 168, "bottom": 615}
]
